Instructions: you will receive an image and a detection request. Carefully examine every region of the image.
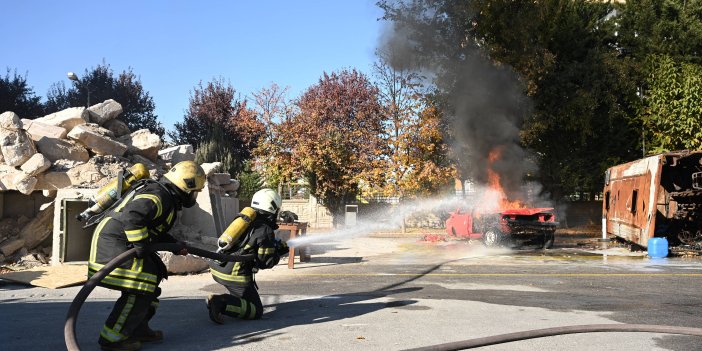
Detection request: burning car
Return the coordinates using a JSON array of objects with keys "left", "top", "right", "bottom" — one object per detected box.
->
[{"left": 445, "top": 207, "right": 558, "bottom": 249}]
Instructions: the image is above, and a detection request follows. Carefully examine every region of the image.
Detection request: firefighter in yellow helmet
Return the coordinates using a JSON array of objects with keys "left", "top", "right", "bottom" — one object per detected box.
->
[
  {"left": 89, "top": 161, "right": 205, "bottom": 351},
  {"left": 206, "top": 188, "right": 289, "bottom": 323}
]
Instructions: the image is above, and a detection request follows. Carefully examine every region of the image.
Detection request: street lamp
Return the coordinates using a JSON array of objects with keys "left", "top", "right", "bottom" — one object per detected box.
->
[{"left": 66, "top": 71, "right": 90, "bottom": 108}]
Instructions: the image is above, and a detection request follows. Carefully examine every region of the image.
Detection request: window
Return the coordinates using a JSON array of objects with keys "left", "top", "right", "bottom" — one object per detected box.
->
[
  {"left": 631, "top": 190, "right": 638, "bottom": 213},
  {"left": 605, "top": 191, "right": 610, "bottom": 211}
]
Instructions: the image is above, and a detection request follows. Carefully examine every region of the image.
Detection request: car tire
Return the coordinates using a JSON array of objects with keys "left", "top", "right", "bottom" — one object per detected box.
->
[
  {"left": 483, "top": 228, "right": 503, "bottom": 247},
  {"left": 542, "top": 231, "right": 555, "bottom": 249}
]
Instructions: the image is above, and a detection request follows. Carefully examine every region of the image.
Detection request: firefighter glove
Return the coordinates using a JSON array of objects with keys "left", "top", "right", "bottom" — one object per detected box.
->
[{"left": 133, "top": 242, "right": 147, "bottom": 258}]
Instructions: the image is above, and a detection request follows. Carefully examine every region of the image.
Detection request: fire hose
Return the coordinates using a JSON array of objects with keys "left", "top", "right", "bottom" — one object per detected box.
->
[
  {"left": 403, "top": 323, "right": 702, "bottom": 351},
  {"left": 64, "top": 243, "right": 254, "bottom": 351}
]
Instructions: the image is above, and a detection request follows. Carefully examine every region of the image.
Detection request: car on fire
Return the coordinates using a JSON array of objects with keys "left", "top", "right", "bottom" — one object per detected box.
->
[{"left": 445, "top": 207, "right": 558, "bottom": 249}]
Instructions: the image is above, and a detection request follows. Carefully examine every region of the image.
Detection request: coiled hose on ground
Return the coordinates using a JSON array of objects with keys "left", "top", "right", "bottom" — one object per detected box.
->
[
  {"left": 403, "top": 323, "right": 702, "bottom": 350},
  {"left": 64, "top": 243, "right": 254, "bottom": 351}
]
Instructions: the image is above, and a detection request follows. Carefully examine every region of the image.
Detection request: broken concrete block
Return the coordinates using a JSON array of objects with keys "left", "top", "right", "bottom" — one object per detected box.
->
[
  {"left": 118, "top": 129, "right": 161, "bottom": 162},
  {"left": 130, "top": 154, "right": 157, "bottom": 169},
  {"left": 81, "top": 123, "right": 115, "bottom": 138},
  {"left": 209, "top": 173, "right": 232, "bottom": 186},
  {"left": 0, "top": 238, "right": 25, "bottom": 256},
  {"left": 35, "top": 107, "right": 88, "bottom": 131},
  {"left": 0, "top": 130, "right": 36, "bottom": 166},
  {"left": 221, "top": 179, "right": 240, "bottom": 192},
  {"left": 88, "top": 99, "right": 123, "bottom": 125},
  {"left": 14, "top": 172, "right": 38, "bottom": 194},
  {"left": 67, "top": 124, "right": 127, "bottom": 156},
  {"left": 21, "top": 119, "right": 68, "bottom": 141},
  {"left": 20, "top": 153, "right": 51, "bottom": 176},
  {"left": 158, "top": 251, "right": 209, "bottom": 274},
  {"left": 201, "top": 162, "right": 222, "bottom": 176},
  {"left": 35, "top": 171, "right": 73, "bottom": 190},
  {"left": 19, "top": 202, "right": 54, "bottom": 250},
  {"left": 36, "top": 137, "right": 90, "bottom": 162},
  {"left": 158, "top": 144, "right": 194, "bottom": 164},
  {"left": 103, "top": 118, "right": 131, "bottom": 138},
  {"left": 67, "top": 162, "right": 105, "bottom": 185},
  {"left": 0, "top": 111, "right": 22, "bottom": 130}
]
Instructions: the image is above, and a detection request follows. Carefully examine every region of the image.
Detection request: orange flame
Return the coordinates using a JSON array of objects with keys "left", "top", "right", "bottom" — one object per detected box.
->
[{"left": 476, "top": 148, "right": 524, "bottom": 214}]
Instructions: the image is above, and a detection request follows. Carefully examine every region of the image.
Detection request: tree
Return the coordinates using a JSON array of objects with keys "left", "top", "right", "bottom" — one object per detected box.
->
[
  {"left": 0, "top": 69, "right": 44, "bottom": 118},
  {"left": 641, "top": 55, "right": 702, "bottom": 152},
  {"left": 279, "top": 69, "right": 385, "bottom": 225},
  {"left": 250, "top": 83, "right": 293, "bottom": 189},
  {"left": 170, "top": 78, "right": 263, "bottom": 176},
  {"left": 45, "top": 63, "right": 164, "bottom": 137}
]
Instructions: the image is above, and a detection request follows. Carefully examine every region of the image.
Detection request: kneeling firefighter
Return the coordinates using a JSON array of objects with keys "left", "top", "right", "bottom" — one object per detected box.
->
[
  {"left": 88, "top": 161, "right": 206, "bottom": 351},
  {"left": 206, "top": 188, "right": 289, "bottom": 323}
]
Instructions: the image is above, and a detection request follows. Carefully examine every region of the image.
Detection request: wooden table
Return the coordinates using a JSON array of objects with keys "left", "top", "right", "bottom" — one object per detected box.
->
[{"left": 276, "top": 222, "right": 311, "bottom": 269}]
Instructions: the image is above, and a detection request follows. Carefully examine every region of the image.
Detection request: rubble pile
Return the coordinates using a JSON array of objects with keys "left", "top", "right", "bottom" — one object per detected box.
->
[
  {"left": 0, "top": 99, "right": 164, "bottom": 195},
  {"left": 0, "top": 100, "right": 240, "bottom": 273},
  {"left": 0, "top": 100, "right": 169, "bottom": 267}
]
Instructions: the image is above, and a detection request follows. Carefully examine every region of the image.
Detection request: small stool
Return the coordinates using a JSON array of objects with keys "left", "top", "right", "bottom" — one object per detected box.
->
[{"left": 276, "top": 222, "right": 311, "bottom": 269}]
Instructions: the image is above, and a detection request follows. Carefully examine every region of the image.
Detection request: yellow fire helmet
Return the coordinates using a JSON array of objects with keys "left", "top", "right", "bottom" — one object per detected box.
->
[{"left": 163, "top": 160, "right": 206, "bottom": 194}]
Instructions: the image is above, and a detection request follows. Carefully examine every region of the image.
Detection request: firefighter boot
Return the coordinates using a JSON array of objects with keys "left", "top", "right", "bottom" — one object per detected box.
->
[
  {"left": 98, "top": 337, "right": 142, "bottom": 351},
  {"left": 132, "top": 305, "right": 163, "bottom": 343},
  {"left": 206, "top": 294, "right": 225, "bottom": 324}
]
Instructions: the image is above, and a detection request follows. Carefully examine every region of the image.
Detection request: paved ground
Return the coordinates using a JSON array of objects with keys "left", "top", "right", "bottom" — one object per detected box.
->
[{"left": 2, "top": 234, "right": 702, "bottom": 350}]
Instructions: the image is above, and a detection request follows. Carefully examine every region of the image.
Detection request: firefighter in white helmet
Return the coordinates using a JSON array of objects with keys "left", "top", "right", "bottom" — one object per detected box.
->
[
  {"left": 89, "top": 161, "right": 205, "bottom": 351},
  {"left": 206, "top": 188, "right": 289, "bottom": 323}
]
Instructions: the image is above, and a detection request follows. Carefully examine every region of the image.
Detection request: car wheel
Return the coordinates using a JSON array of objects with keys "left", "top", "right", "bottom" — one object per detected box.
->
[
  {"left": 483, "top": 229, "right": 502, "bottom": 247},
  {"left": 542, "top": 231, "right": 555, "bottom": 249}
]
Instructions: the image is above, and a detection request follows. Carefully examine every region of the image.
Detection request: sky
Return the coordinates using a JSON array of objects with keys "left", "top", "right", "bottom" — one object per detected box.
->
[{"left": 1, "top": 0, "right": 385, "bottom": 134}]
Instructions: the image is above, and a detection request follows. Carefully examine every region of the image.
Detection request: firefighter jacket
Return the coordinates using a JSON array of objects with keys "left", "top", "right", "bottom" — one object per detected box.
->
[
  {"left": 209, "top": 216, "right": 282, "bottom": 286},
  {"left": 88, "top": 181, "right": 179, "bottom": 295}
]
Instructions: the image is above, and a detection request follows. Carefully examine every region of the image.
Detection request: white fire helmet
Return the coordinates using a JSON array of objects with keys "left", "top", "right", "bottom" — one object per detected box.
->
[{"left": 251, "top": 188, "right": 282, "bottom": 214}]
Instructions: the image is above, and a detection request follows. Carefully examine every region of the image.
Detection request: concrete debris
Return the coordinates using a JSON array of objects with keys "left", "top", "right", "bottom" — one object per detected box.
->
[
  {"left": 35, "top": 107, "right": 88, "bottom": 131},
  {"left": 1, "top": 128, "right": 36, "bottom": 167},
  {"left": 201, "top": 162, "right": 222, "bottom": 176},
  {"left": 88, "top": 99, "right": 123, "bottom": 125},
  {"left": 14, "top": 173, "right": 38, "bottom": 195},
  {"left": 1, "top": 238, "right": 25, "bottom": 257},
  {"left": 102, "top": 118, "right": 130, "bottom": 138},
  {"left": 20, "top": 153, "right": 51, "bottom": 176},
  {"left": 68, "top": 124, "right": 127, "bottom": 156},
  {"left": 158, "top": 144, "right": 195, "bottom": 165},
  {"left": 18, "top": 202, "right": 54, "bottom": 250},
  {"left": 158, "top": 251, "right": 209, "bottom": 274},
  {"left": 21, "top": 119, "right": 68, "bottom": 141},
  {"left": 36, "top": 137, "right": 90, "bottom": 162},
  {"left": 118, "top": 129, "right": 161, "bottom": 162},
  {"left": 0, "top": 111, "right": 22, "bottom": 130}
]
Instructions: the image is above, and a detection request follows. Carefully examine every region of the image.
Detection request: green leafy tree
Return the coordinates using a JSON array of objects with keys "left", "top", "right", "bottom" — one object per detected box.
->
[
  {"left": 237, "top": 161, "right": 264, "bottom": 201},
  {"left": 0, "top": 69, "right": 44, "bottom": 118},
  {"left": 279, "top": 69, "right": 385, "bottom": 225},
  {"left": 45, "top": 63, "right": 164, "bottom": 137},
  {"left": 194, "top": 128, "right": 238, "bottom": 176},
  {"left": 641, "top": 55, "right": 702, "bottom": 152}
]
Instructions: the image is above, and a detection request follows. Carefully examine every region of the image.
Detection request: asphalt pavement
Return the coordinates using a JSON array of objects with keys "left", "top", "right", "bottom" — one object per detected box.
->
[{"left": 2, "top": 235, "right": 702, "bottom": 351}]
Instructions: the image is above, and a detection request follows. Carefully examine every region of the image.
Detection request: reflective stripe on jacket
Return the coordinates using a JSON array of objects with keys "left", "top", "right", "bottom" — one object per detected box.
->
[{"left": 88, "top": 181, "right": 178, "bottom": 295}]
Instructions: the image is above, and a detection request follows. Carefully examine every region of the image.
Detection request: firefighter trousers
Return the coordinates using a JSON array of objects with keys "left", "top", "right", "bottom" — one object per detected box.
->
[
  {"left": 99, "top": 290, "right": 159, "bottom": 344},
  {"left": 213, "top": 281, "right": 263, "bottom": 320}
]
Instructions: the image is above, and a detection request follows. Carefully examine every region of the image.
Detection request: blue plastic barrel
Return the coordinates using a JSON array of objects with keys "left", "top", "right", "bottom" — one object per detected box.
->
[{"left": 648, "top": 237, "right": 668, "bottom": 258}]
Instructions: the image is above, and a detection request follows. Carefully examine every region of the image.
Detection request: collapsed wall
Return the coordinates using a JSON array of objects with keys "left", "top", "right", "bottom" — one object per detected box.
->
[{"left": 0, "top": 100, "right": 240, "bottom": 272}]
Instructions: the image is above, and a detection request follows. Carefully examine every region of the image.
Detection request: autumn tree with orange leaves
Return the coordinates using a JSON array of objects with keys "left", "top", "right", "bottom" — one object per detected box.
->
[
  {"left": 169, "top": 78, "right": 263, "bottom": 176},
  {"left": 279, "top": 69, "right": 385, "bottom": 225},
  {"left": 374, "top": 50, "right": 455, "bottom": 199}
]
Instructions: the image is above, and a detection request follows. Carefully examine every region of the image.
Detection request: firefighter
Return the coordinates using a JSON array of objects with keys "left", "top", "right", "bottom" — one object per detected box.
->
[
  {"left": 206, "top": 188, "right": 289, "bottom": 323},
  {"left": 89, "top": 160, "right": 206, "bottom": 351}
]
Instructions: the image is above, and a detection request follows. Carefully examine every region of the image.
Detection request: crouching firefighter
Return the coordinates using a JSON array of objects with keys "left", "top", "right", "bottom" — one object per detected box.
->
[
  {"left": 206, "top": 188, "right": 289, "bottom": 323},
  {"left": 88, "top": 161, "right": 206, "bottom": 351}
]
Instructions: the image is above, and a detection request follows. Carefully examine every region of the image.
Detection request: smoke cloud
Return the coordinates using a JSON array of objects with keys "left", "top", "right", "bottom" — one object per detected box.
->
[{"left": 378, "top": 6, "right": 537, "bottom": 202}]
